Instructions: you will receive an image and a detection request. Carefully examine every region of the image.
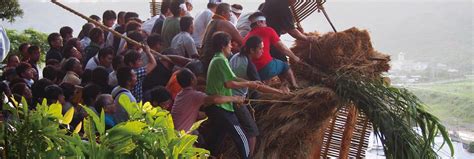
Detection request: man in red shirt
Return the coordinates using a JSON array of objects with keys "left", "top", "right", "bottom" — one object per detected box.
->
[{"left": 244, "top": 12, "right": 300, "bottom": 89}]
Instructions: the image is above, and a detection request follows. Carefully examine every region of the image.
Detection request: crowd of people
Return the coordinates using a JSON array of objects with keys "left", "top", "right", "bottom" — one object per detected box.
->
[{"left": 1, "top": 0, "right": 314, "bottom": 158}]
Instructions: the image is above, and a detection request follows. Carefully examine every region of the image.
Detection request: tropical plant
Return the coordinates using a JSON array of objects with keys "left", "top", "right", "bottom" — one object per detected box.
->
[
  {"left": 0, "top": 0, "right": 24, "bottom": 23},
  {"left": 67, "top": 95, "right": 209, "bottom": 158},
  {"left": 1, "top": 97, "right": 76, "bottom": 158},
  {"left": 4, "top": 28, "right": 48, "bottom": 63},
  {"left": 0, "top": 94, "right": 209, "bottom": 158},
  {"left": 334, "top": 73, "right": 454, "bottom": 158}
]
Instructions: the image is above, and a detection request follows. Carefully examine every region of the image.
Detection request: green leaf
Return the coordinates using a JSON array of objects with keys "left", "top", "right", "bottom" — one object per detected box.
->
[
  {"left": 48, "top": 102, "right": 63, "bottom": 119},
  {"left": 171, "top": 134, "right": 197, "bottom": 157},
  {"left": 61, "top": 107, "right": 74, "bottom": 125},
  {"left": 82, "top": 106, "right": 105, "bottom": 135},
  {"left": 73, "top": 121, "right": 82, "bottom": 134},
  {"left": 118, "top": 94, "right": 139, "bottom": 118},
  {"left": 187, "top": 118, "right": 207, "bottom": 134},
  {"left": 21, "top": 96, "right": 28, "bottom": 115},
  {"left": 111, "top": 138, "right": 137, "bottom": 154}
]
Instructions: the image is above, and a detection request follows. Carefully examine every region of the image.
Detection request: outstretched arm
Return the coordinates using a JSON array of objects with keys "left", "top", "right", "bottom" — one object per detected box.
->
[{"left": 274, "top": 41, "right": 300, "bottom": 62}]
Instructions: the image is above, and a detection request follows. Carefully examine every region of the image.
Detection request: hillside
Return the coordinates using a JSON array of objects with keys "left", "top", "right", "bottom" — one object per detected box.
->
[{"left": 407, "top": 79, "right": 474, "bottom": 131}]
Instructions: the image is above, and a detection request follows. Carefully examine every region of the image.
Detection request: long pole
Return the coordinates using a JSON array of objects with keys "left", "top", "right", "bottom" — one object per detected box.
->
[{"left": 50, "top": 0, "right": 171, "bottom": 62}]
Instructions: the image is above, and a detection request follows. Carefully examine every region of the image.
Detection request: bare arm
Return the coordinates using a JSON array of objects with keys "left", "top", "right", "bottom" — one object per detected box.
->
[
  {"left": 274, "top": 41, "right": 300, "bottom": 62},
  {"left": 224, "top": 80, "right": 258, "bottom": 89},
  {"left": 223, "top": 21, "right": 244, "bottom": 47},
  {"left": 143, "top": 45, "right": 157, "bottom": 74},
  {"left": 253, "top": 84, "right": 285, "bottom": 95},
  {"left": 287, "top": 28, "right": 309, "bottom": 41}
]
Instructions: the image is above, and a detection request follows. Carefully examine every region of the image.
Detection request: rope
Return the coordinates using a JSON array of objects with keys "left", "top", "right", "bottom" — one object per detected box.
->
[
  {"left": 50, "top": 0, "right": 172, "bottom": 62},
  {"left": 247, "top": 99, "right": 293, "bottom": 104}
]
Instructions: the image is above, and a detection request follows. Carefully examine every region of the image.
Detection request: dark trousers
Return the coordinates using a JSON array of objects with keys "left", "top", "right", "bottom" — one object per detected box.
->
[{"left": 204, "top": 106, "right": 250, "bottom": 159}]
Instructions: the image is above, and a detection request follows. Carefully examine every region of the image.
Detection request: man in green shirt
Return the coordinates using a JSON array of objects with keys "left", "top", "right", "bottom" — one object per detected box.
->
[
  {"left": 161, "top": 1, "right": 186, "bottom": 49},
  {"left": 205, "top": 32, "right": 262, "bottom": 159}
]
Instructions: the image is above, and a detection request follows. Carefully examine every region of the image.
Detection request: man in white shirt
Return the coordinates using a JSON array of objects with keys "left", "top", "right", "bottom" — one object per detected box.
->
[
  {"left": 171, "top": 16, "right": 199, "bottom": 58},
  {"left": 191, "top": 2, "right": 217, "bottom": 48},
  {"left": 85, "top": 47, "right": 115, "bottom": 73}
]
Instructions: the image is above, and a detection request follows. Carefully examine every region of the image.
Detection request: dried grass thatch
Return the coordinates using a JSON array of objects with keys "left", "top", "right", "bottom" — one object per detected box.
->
[
  {"left": 291, "top": 27, "right": 390, "bottom": 85},
  {"left": 253, "top": 87, "right": 340, "bottom": 159},
  {"left": 219, "top": 27, "right": 453, "bottom": 158}
]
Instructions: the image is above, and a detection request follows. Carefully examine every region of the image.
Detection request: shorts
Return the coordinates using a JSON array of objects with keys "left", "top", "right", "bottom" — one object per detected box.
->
[
  {"left": 234, "top": 104, "right": 259, "bottom": 137},
  {"left": 258, "top": 59, "right": 290, "bottom": 81}
]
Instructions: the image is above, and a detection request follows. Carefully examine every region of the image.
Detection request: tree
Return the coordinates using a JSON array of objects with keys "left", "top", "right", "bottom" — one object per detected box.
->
[
  {"left": 5, "top": 28, "right": 48, "bottom": 63},
  {"left": 0, "top": 0, "right": 24, "bottom": 23}
]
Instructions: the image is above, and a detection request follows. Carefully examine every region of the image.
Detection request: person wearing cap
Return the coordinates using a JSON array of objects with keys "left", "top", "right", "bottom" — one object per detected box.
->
[
  {"left": 229, "top": 4, "right": 243, "bottom": 25},
  {"left": 245, "top": 12, "right": 300, "bottom": 89},
  {"left": 192, "top": 1, "right": 218, "bottom": 48},
  {"left": 262, "top": 0, "right": 313, "bottom": 62},
  {"left": 200, "top": 3, "right": 244, "bottom": 72}
]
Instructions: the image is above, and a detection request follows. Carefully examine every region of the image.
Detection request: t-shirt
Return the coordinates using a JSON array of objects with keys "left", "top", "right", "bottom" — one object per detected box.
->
[
  {"left": 80, "top": 37, "right": 91, "bottom": 49},
  {"left": 171, "top": 87, "right": 207, "bottom": 131},
  {"left": 161, "top": 16, "right": 181, "bottom": 49},
  {"left": 166, "top": 72, "right": 182, "bottom": 100},
  {"left": 151, "top": 15, "right": 166, "bottom": 34},
  {"left": 262, "top": 0, "right": 296, "bottom": 36},
  {"left": 170, "top": 32, "right": 198, "bottom": 58},
  {"left": 206, "top": 52, "right": 237, "bottom": 112},
  {"left": 142, "top": 15, "right": 161, "bottom": 35},
  {"left": 236, "top": 12, "right": 253, "bottom": 37},
  {"left": 46, "top": 48, "right": 63, "bottom": 62},
  {"left": 84, "top": 56, "right": 114, "bottom": 72},
  {"left": 84, "top": 42, "right": 101, "bottom": 65},
  {"left": 192, "top": 9, "right": 214, "bottom": 48},
  {"left": 244, "top": 27, "right": 280, "bottom": 70},
  {"left": 229, "top": 53, "right": 261, "bottom": 97},
  {"left": 143, "top": 59, "right": 173, "bottom": 93}
]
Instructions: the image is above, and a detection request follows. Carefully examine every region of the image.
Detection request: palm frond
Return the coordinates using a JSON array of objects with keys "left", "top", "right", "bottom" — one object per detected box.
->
[{"left": 334, "top": 73, "right": 454, "bottom": 158}]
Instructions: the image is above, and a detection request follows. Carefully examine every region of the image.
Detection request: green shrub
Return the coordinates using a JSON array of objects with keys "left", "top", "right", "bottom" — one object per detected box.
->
[{"left": 0, "top": 94, "right": 209, "bottom": 158}]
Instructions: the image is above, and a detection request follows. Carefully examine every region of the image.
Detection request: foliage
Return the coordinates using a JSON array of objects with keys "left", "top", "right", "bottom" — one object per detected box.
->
[
  {"left": 0, "top": 94, "right": 209, "bottom": 158},
  {"left": 334, "top": 73, "right": 454, "bottom": 158},
  {"left": 1, "top": 98, "right": 75, "bottom": 158},
  {"left": 66, "top": 94, "right": 209, "bottom": 158},
  {"left": 4, "top": 28, "right": 48, "bottom": 63},
  {"left": 408, "top": 79, "right": 474, "bottom": 130},
  {"left": 0, "top": 0, "right": 23, "bottom": 23}
]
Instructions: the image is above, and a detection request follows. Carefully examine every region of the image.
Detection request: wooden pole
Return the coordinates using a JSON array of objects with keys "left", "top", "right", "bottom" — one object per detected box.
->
[
  {"left": 339, "top": 104, "right": 358, "bottom": 158},
  {"left": 50, "top": 0, "right": 172, "bottom": 62}
]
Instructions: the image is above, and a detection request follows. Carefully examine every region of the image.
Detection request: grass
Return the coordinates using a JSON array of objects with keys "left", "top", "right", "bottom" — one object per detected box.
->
[{"left": 406, "top": 79, "right": 474, "bottom": 131}]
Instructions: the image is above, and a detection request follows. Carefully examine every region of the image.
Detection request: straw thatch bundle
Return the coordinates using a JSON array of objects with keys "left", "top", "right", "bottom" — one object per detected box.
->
[
  {"left": 252, "top": 87, "right": 340, "bottom": 158},
  {"left": 219, "top": 27, "right": 453, "bottom": 158},
  {"left": 291, "top": 27, "right": 390, "bottom": 85}
]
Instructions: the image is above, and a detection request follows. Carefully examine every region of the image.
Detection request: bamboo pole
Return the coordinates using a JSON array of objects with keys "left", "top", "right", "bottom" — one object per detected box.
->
[
  {"left": 339, "top": 104, "right": 358, "bottom": 158},
  {"left": 311, "top": 120, "right": 331, "bottom": 159},
  {"left": 50, "top": 0, "right": 172, "bottom": 62}
]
